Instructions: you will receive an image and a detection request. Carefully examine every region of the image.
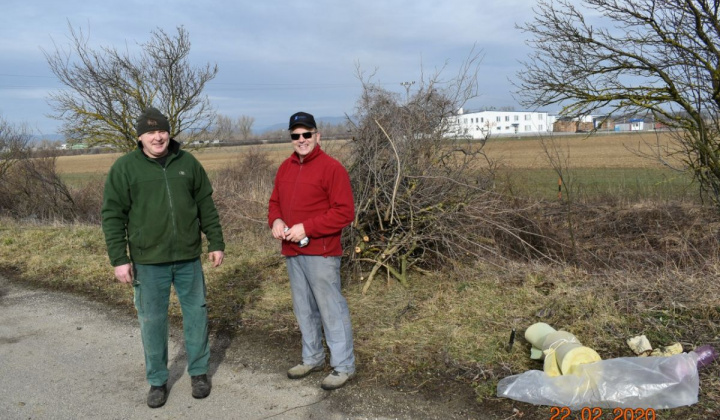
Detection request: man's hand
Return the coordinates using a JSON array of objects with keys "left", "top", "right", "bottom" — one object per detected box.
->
[
  {"left": 271, "top": 219, "right": 287, "bottom": 240},
  {"left": 284, "top": 223, "right": 306, "bottom": 243},
  {"left": 209, "top": 250, "right": 224, "bottom": 267},
  {"left": 114, "top": 263, "right": 133, "bottom": 284}
]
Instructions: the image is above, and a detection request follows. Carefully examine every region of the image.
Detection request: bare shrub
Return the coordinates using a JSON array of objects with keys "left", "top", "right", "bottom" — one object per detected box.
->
[
  {"left": 0, "top": 116, "right": 31, "bottom": 180},
  {"left": 345, "top": 51, "right": 544, "bottom": 291},
  {"left": 212, "top": 147, "right": 277, "bottom": 240},
  {"left": 577, "top": 202, "right": 720, "bottom": 270},
  {"left": 70, "top": 177, "right": 105, "bottom": 224},
  {"left": 0, "top": 156, "right": 76, "bottom": 221},
  {"left": 479, "top": 199, "right": 563, "bottom": 263},
  {"left": 511, "top": 199, "right": 720, "bottom": 273}
]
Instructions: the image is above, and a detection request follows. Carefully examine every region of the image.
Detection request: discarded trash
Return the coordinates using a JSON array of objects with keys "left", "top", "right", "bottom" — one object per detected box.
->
[
  {"left": 694, "top": 344, "right": 718, "bottom": 369},
  {"left": 498, "top": 324, "right": 707, "bottom": 409},
  {"left": 497, "top": 352, "right": 700, "bottom": 409},
  {"left": 506, "top": 328, "right": 516, "bottom": 353},
  {"left": 626, "top": 335, "right": 652, "bottom": 356},
  {"left": 650, "top": 342, "right": 683, "bottom": 357},
  {"left": 524, "top": 322, "right": 601, "bottom": 376},
  {"left": 627, "top": 334, "right": 683, "bottom": 357}
]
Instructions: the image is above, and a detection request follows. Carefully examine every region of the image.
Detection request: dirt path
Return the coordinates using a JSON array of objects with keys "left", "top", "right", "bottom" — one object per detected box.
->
[{"left": 0, "top": 276, "right": 488, "bottom": 420}]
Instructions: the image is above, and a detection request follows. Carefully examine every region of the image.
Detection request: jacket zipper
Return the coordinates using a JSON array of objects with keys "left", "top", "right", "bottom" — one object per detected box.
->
[
  {"left": 290, "top": 162, "right": 302, "bottom": 255},
  {"left": 162, "top": 166, "right": 178, "bottom": 261}
]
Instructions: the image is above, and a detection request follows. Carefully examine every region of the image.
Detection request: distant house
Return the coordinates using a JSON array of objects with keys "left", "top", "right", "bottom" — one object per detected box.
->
[
  {"left": 614, "top": 118, "right": 645, "bottom": 132},
  {"left": 553, "top": 118, "right": 594, "bottom": 133},
  {"left": 446, "top": 109, "right": 554, "bottom": 139},
  {"left": 553, "top": 115, "right": 615, "bottom": 132},
  {"left": 554, "top": 116, "right": 584, "bottom": 132}
]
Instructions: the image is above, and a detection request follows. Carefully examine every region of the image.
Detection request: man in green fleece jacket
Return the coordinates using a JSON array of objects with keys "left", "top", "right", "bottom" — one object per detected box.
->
[{"left": 101, "top": 107, "right": 225, "bottom": 408}]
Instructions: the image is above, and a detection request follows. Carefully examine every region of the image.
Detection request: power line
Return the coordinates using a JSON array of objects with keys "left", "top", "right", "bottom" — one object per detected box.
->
[{"left": 0, "top": 73, "right": 56, "bottom": 78}]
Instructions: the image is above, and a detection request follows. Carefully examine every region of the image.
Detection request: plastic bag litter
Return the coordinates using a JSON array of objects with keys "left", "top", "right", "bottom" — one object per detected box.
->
[{"left": 497, "top": 352, "right": 699, "bottom": 410}]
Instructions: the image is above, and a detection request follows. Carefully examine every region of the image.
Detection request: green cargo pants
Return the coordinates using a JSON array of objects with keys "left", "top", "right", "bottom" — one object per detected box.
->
[{"left": 133, "top": 257, "right": 209, "bottom": 386}]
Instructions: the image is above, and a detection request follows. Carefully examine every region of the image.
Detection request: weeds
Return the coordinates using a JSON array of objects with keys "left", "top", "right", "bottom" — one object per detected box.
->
[{"left": 2, "top": 140, "right": 720, "bottom": 419}]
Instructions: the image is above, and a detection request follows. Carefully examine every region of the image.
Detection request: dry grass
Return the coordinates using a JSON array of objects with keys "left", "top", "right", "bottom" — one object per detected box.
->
[
  {"left": 0, "top": 221, "right": 130, "bottom": 304},
  {"left": 55, "top": 152, "right": 122, "bottom": 174},
  {"left": 4, "top": 215, "right": 717, "bottom": 419},
  {"left": 53, "top": 132, "right": 674, "bottom": 177},
  {"left": 54, "top": 139, "right": 352, "bottom": 175},
  {"left": 6, "top": 131, "right": 720, "bottom": 419},
  {"left": 483, "top": 131, "right": 678, "bottom": 169}
]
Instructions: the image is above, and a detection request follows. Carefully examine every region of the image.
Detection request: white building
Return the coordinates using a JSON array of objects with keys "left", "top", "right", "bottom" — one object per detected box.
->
[
  {"left": 446, "top": 109, "right": 555, "bottom": 140},
  {"left": 614, "top": 118, "right": 645, "bottom": 132}
]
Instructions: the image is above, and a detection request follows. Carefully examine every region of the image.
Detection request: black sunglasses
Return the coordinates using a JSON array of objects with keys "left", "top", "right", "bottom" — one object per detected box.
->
[{"left": 290, "top": 132, "right": 315, "bottom": 140}]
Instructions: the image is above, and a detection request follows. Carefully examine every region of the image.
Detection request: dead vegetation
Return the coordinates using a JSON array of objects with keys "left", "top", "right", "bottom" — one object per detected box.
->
[
  {"left": 345, "top": 53, "right": 506, "bottom": 292},
  {"left": 1, "top": 132, "right": 719, "bottom": 418},
  {"left": 211, "top": 147, "right": 277, "bottom": 240},
  {"left": 2, "top": 177, "right": 719, "bottom": 420}
]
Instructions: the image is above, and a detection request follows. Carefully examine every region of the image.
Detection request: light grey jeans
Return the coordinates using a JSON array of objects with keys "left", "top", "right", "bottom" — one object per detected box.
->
[{"left": 286, "top": 255, "right": 355, "bottom": 374}]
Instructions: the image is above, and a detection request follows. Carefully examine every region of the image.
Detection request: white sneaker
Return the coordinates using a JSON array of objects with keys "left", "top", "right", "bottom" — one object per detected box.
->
[
  {"left": 287, "top": 363, "right": 324, "bottom": 379},
  {"left": 320, "top": 370, "right": 355, "bottom": 390}
]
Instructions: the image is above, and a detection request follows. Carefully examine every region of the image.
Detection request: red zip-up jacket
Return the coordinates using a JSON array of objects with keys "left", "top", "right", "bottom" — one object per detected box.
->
[{"left": 268, "top": 145, "right": 355, "bottom": 256}]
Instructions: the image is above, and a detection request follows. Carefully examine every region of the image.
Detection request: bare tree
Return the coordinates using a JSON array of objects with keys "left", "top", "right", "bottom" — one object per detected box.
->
[
  {"left": 213, "top": 114, "right": 235, "bottom": 141},
  {"left": 209, "top": 114, "right": 255, "bottom": 142},
  {"left": 317, "top": 121, "right": 351, "bottom": 139},
  {"left": 236, "top": 115, "right": 255, "bottom": 141},
  {"left": 0, "top": 116, "right": 31, "bottom": 180},
  {"left": 516, "top": 0, "right": 720, "bottom": 206},
  {"left": 45, "top": 24, "right": 217, "bottom": 152},
  {"left": 36, "top": 138, "right": 62, "bottom": 151}
]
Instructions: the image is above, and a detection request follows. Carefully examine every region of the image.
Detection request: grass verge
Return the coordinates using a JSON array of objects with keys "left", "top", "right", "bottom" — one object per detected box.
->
[
  {"left": 498, "top": 167, "right": 696, "bottom": 203},
  {"left": 1, "top": 217, "right": 718, "bottom": 419}
]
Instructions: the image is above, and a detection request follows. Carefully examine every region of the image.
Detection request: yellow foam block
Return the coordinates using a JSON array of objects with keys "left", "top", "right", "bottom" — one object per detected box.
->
[
  {"left": 543, "top": 349, "right": 562, "bottom": 377},
  {"left": 650, "top": 342, "right": 683, "bottom": 357},
  {"left": 525, "top": 322, "right": 556, "bottom": 349},
  {"left": 627, "top": 335, "right": 653, "bottom": 356},
  {"left": 542, "top": 330, "right": 579, "bottom": 351},
  {"left": 557, "top": 344, "right": 602, "bottom": 375}
]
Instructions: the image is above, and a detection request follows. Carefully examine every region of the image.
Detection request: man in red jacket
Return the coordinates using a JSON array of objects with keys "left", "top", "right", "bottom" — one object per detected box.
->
[{"left": 268, "top": 111, "right": 356, "bottom": 390}]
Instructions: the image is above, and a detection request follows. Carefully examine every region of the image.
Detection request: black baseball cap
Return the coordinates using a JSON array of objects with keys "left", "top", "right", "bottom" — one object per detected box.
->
[{"left": 288, "top": 112, "right": 317, "bottom": 130}]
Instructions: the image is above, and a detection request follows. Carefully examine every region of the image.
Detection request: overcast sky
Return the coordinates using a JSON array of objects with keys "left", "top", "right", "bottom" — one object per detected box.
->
[{"left": 0, "top": 0, "right": 543, "bottom": 136}]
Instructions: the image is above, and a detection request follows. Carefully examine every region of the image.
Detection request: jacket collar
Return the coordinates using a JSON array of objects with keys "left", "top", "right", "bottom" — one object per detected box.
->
[
  {"left": 291, "top": 144, "right": 322, "bottom": 164},
  {"left": 137, "top": 138, "right": 181, "bottom": 160}
]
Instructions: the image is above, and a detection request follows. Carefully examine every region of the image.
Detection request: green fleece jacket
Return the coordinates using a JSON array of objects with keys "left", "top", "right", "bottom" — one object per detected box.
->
[{"left": 101, "top": 140, "right": 225, "bottom": 266}]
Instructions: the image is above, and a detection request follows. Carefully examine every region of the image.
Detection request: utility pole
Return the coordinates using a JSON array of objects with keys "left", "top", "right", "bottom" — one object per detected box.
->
[{"left": 400, "top": 81, "right": 415, "bottom": 102}]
